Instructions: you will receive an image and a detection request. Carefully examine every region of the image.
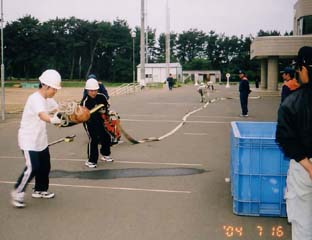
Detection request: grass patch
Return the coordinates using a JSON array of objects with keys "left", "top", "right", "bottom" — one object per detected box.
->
[{"left": 146, "top": 82, "right": 164, "bottom": 88}]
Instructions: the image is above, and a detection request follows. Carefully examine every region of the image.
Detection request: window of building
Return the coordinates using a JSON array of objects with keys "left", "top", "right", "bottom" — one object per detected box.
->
[
  {"left": 298, "top": 16, "right": 312, "bottom": 35},
  {"left": 303, "top": 16, "right": 312, "bottom": 35},
  {"left": 298, "top": 18, "right": 303, "bottom": 35}
]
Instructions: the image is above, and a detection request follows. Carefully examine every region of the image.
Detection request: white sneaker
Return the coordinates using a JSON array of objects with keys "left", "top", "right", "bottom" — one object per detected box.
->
[
  {"left": 85, "top": 161, "right": 97, "bottom": 168},
  {"left": 11, "top": 191, "right": 26, "bottom": 208},
  {"left": 101, "top": 156, "right": 114, "bottom": 162},
  {"left": 32, "top": 191, "right": 55, "bottom": 199}
]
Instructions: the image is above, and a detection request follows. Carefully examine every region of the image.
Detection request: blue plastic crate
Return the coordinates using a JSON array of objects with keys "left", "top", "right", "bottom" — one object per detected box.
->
[
  {"left": 233, "top": 175, "right": 287, "bottom": 217},
  {"left": 231, "top": 122, "right": 289, "bottom": 176},
  {"left": 230, "top": 121, "right": 290, "bottom": 217},
  {"left": 233, "top": 199, "right": 287, "bottom": 217}
]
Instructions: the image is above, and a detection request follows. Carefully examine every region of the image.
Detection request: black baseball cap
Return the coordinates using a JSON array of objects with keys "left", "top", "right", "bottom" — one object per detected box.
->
[
  {"left": 238, "top": 70, "right": 245, "bottom": 75},
  {"left": 87, "top": 74, "right": 97, "bottom": 79},
  {"left": 280, "top": 67, "right": 295, "bottom": 75}
]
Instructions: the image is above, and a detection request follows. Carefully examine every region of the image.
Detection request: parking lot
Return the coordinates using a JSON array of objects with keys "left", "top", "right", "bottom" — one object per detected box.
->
[{"left": 0, "top": 84, "right": 291, "bottom": 240}]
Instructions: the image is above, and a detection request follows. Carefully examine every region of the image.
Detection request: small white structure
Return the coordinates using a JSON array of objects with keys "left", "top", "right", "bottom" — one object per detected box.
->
[
  {"left": 182, "top": 70, "right": 221, "bottom": 85},
  {"left": 136, "top": 63, "right": 183, "bottom": 85}
]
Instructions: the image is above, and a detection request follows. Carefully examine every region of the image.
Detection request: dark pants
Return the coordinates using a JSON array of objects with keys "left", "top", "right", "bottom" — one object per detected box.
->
[
  {"left": 15, "top": 147, "right": 51, "bottom": 193},
  {"left": 198, "top": 89, "right": 206, "bottom": 102},
  {"left": 240, "top": 93, "right": 248, "bottom": 115},
  {"left": 255, "top": 81, "right": 259, "bottom": 88},
  {"left": 168, "top": 82, "right": 173, "bottom": 90},
  {"left": 84, "top": 122, "right": 111, "bottom": 164}
]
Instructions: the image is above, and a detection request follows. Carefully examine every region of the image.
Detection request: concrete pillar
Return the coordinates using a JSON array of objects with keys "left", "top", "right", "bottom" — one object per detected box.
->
[
  {"left": 260, "top": 59, "right": 267, "bottom": 89},
  {"left": 267, "top": 56, "right": 279, "bottom": 91}
]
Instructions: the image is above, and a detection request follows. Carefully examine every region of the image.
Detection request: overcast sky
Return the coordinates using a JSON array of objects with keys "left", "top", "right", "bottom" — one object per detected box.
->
[{"left": 5, "top": 0, "right": 297, "bottom": 36}]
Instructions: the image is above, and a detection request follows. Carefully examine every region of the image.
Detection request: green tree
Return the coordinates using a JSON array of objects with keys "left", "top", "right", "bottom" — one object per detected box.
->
[
  {"left": 257, "top": 30, "right": 281, "bottom": 37},
  {"left": 4, "top": 15, "right": 41, "bottom": 78},
  {"left": 4, "top": 14, "right": 289, "bottom": 83},
  {"left": 155, "top": 32, "right": 177, "bottom": 63},
  {"left": 176, "top": 29, "right": 206, "bottom": 64},
  {"left": 183, "top": 58, "right": 212, "bottom": 70}
]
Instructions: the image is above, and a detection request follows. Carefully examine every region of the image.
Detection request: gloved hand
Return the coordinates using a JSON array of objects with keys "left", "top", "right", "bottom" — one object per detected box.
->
[{"left": 50, "top": 112, "right": 61, "bottom": 124}]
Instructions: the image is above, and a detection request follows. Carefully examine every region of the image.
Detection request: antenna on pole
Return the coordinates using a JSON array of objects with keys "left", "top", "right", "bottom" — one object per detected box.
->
[
  {"left": 140, "top": 0, "right": 145, "bottom": 86},
  {"left": 165, "top": 0, "right": 170, "bottom": 78}
]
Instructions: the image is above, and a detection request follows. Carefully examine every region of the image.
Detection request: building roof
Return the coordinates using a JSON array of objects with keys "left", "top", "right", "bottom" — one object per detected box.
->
[
  {"left": 137, "top": 63, "right": 182, "bottom": 68},
  {"left": 250, "top": 35, "right": 312, "bottom": 60},
  {"left": 183, "top": 70, "right": 221, "bottom": 74}
]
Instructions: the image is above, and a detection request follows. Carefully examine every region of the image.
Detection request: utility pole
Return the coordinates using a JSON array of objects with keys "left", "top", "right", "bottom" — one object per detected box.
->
[
  {"left": 145, "top": 0, "right": 148, "bottom": 63},
  {"left": 165, "top": 0, "right": 170, "bottom": 78},
  {"left": 131, "top": 30, "right": 136, "bottom": 91},
  {"left": 1, "top": 0, "right": 5, "bottom": 120},
  {"left": 140, "top": 0, "right": 145, "bottom": 87}
]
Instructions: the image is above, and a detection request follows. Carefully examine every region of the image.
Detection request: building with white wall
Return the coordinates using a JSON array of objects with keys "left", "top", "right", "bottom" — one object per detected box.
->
[
  {"left": 136, "top": 63, "right": 182, "bottom": 85},
  {"left": 182, "top": 70, "right": 221, "bottom": 85},
  {"left": 250, "top": 0, "right": 312, "bottom": 91}
]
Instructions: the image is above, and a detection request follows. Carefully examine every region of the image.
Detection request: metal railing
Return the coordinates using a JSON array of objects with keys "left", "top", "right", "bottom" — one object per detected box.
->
[{"left": 110, "top": 83, "right": 141, "bottom": 97}]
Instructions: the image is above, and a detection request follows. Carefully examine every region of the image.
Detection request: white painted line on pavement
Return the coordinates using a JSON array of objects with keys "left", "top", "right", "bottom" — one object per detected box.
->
[
  {"left": 148, "top": 102, "right": 199, "bottom": 105},
  {"left": 0, "top": 180, "right": 191, "bottom": 194},
  {"left": 113, "top": 160, "right": 202, "bottom": 167},
  {"left": 0, "top": 156, "right": 202, "bottom": 167},
  {"left": 122, "top": 119, "right": 230, "bottom": 124},
  {"left": 184, "top": 133, "right": 209, "bottom": 136},
  {"left": 190, "top": 115, "right": 241, "bottom": 119},
  {"left": 121, "top": 114, "right": 168, "bottom": 117},
  {"left": 122, "top": 119, "right": 180, "bottom": 123},
  {"left": 186, "top": 120, "right": 230, "bottom": 124}
]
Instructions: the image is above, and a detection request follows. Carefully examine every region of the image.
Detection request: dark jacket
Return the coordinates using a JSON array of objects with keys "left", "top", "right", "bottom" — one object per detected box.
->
[
  {"left": 81, "top": 93, "right": 109, "bottom": 128},
  {"left": 167, "top": 77, "right": 174, "bottom": 84},
  {"left": 276, "top": 83, "right": 312, "bottom": 162},
  {"left": 239, "top": 78, "right": 251, "bottom": 95},
  {"left": 280, "top": 79, "right": 300, "bottom": 103}
]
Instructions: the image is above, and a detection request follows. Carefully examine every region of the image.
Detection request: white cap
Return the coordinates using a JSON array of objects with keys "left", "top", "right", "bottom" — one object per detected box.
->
[
  {"left": 85, "top": 78, "right": 99, "bottom": 90},
  {"left": 39, "top": 69, "right": 62, "bottom": 89}
]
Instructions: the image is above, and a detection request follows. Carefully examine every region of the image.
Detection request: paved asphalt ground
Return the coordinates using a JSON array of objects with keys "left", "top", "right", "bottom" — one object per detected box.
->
[{"left": 0, "top": 84, "right": 291, "bottom": 240}]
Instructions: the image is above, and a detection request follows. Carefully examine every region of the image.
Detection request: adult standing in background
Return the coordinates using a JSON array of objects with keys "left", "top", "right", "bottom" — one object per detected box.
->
[
  {"left": 276, "top": 46, "right": 312, "bottom": 240},
  {"left": 11, "top": 69, "right": 62, "bottom": 208},
  {"left": 255, "top": 77, "right": 260, "bottom": 88},
  {"left": 166, "top": 73, "right": 174, "bottom": 91},
  {"left": 238, "top": 70, "right": 251, "bottom": 117}
]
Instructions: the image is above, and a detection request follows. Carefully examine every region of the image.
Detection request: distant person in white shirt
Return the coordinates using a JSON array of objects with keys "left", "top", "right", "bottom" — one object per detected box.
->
[
  {"left": 197, "top": 82, "right": 208, "bottom": 102},
  {"left": 11, "top": 69, "right": 62, "bottom": 208}
]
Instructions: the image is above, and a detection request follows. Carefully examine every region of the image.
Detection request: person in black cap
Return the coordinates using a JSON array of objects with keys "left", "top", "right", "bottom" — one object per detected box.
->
[
  {"left": 166, "top": 73, "right": 174, "bottom": 91},
  {"left": 276, "top": 46, "right": 312, "bottom": 240},
  {"left": 255, "top": 76, "right": 260, "bottom": 89},
  {"left": 280, "top": 66, "right": 300, "bottom": 102},
  {"left": 238, "top": 70, "right": 251, "bottom": 117}
]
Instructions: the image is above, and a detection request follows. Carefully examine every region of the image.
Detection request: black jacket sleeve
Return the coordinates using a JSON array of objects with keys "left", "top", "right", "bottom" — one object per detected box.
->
[
  {"left": 239, "top": 80, "right": 250, "bottom": 94},
  {"left": 281, "top": 85, "right": 291, "bottom": 103},
  {"left": 276, "top": 103, "right": 306, "bottom": 162},
  {"left": 99, "top": 83, "right": 109, "bottom": 100}
]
